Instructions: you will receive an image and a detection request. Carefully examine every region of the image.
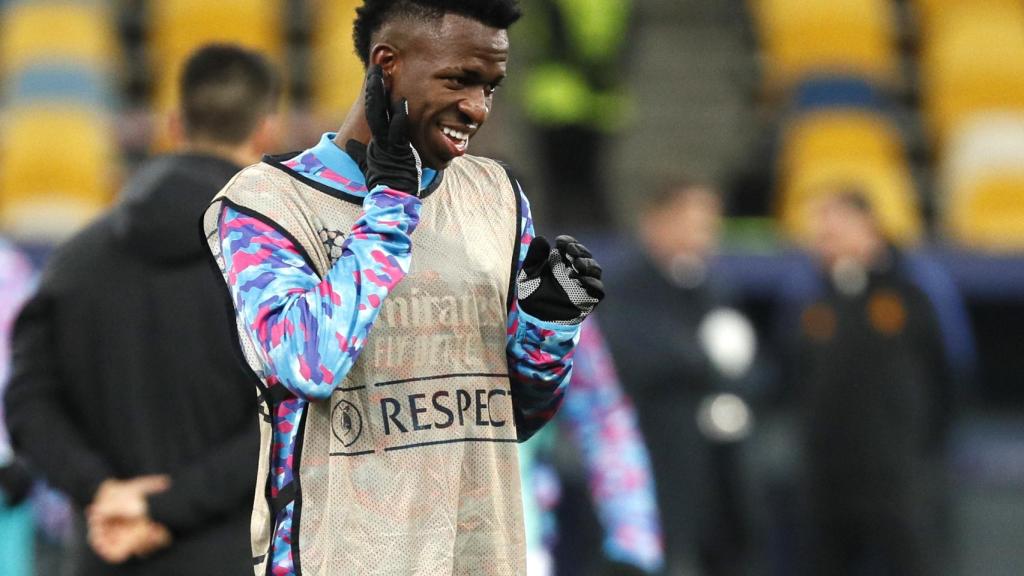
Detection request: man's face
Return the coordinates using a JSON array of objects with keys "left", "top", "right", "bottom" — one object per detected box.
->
[
  {"left": 387, "top": 14, "right": 509, "bottom": 169},
  {"left": 810, "top": 195, "right": 878, "bottom": 268},
  {"left": 642, "top": 187, "right": 722, "bottom": 265}
]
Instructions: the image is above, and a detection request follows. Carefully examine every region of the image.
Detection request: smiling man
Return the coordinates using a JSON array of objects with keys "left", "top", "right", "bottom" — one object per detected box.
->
[{"left": 201, "top": 1, "right": 605, "bottom": 575}]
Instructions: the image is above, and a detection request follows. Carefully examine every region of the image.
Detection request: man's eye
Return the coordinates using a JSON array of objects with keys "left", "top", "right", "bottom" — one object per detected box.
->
[
  {"left": 485, "top": 84, "right": 500, "bottom": 97},
  {"left": 446, "top": 77, "right": 467, "bottom": 88}
]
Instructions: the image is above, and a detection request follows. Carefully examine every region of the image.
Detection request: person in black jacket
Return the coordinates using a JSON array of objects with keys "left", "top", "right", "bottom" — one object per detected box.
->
[
  {"left": 599, "top": 181, "right": 757, "bottom": 576},
  {"left": 792, "top": 189, "right": 952, "bottom": 576},
  {"left": 4, "top": 44, "right": 280, "bottom": 575}
]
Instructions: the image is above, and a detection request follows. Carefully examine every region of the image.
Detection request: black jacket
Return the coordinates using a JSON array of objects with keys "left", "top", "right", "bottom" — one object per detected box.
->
[
  {"left": 792, "top": 250, "right": 952, "bottom": 576},
  {"left": 5, "top": 154, "right": 257, "bottom": 576},
  {"left": 598, "top": 246, "right": 739, "bottom": 572},
  {"left": 794, "top": 249, "right": 951, "bottom": 508}
]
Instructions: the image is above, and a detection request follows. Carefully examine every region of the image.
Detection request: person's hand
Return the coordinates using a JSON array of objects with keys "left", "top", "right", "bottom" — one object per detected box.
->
[
  {"left": 517, "top": 235, "right": 604, "bottom": 324},
  {"left": 363, "top": 64, "right": 422, "bottom": 195},
  {"left": 87, "top": 475, "right": 169, "bottom": 522},
  {"left": 87, "top": 475, "right": 172, "bottom": 564},
  {"left": 89, "top": 516, "right": 172, "bottom": 564}
]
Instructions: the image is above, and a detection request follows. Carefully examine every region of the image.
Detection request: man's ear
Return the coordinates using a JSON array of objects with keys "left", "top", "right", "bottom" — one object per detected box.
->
[
  {"left": 249, "top": 114, "right": 282, "bottom": 160},
  {"left": 370, "top": 44, "right": 399, "bottom": 91}
]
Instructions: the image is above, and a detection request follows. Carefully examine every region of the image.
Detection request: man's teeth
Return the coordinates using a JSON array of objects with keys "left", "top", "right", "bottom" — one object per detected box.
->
[{"left": 442, "top": 127, "right": 469, "bottom": 142}]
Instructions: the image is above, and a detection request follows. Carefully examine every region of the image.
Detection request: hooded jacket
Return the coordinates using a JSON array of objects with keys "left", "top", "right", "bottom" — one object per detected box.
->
[{"left": 5, "top": 153, "right": 258, "bottom": 576}]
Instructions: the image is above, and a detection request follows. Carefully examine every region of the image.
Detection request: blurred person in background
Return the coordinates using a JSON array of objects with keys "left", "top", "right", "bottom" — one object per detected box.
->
[
  {"left": 4, "top": 44, "right": 281, "bottom": 575},
  {"left": 0, "top": 239, "right": 76, "bottom": 576},
  {"left": 599, "top": 181, "right": 758, "bottom": 576},
  {"left": 0, "top": 239, "right": 39, "bottom": 576},
  {"left": 202, "top": 1, "right": 605, "bottom": 574},
  {"left": 520, "top": 318, "right": 663, "bottom": 576},
  {"left": 792, "top": 188, "right": 952, "bottom": 576},
  {"left": 516, "top": 0, "right": 633, "bottom": 232}
]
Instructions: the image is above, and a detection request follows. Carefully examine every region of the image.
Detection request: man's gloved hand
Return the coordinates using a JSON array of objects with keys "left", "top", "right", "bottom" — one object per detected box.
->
[
  {"left": 517, "top": 235, "right": 604, "bottom": 324},
  {"left": 363, "top": 64, "right": 422, "bottom": 195}
]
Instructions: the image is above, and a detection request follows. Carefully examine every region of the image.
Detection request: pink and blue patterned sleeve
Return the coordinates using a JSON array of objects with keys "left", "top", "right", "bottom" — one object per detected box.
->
[
  {"left": 506, "top": 191, "right": 581, "bottom": 442},
  {"left": 563, "top": 320, "right": 664, "bottom": 573},
  {"left": 218, "top": 187, "right": 422, "bottom": 401}
]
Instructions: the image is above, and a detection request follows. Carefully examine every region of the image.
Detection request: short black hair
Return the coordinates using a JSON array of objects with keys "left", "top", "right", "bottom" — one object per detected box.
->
[
  {"left": 642, "top": 178, "right": 719, "bottom": 215},
  {"left": 353, "top": 0, "right": 522, "bottom": 66},
  {"left": 831, "top": 188, "right": 875, "bottom": 217},
  {"left": 179, "top": 44, "right": 280, "bottom": 145}
]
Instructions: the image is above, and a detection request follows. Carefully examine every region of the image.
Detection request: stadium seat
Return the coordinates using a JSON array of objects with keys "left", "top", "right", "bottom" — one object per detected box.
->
[
  {"left": 920, "top": 3, "right": 1024, "bottom": 147},
  {"left": 750, "top": 0, "right": 899, "bottom": 96},
  {"left": 780, "top": 110, "right": 903, "bottom": 179},
  {"left": 912, "top": 0, "right": 1020, "bottom": 34},
  {"left": 147, "top": 0, "right": 286, "bottom": 113},
  {"left": 793, "top": 76, "right": 881, "bottom": 112},
  {"left": 0, "top": 2, "right": 119, "bottom": 74},
  {"left": 3, "top": 63, "right": 115, "bottom": 109},
  {"left": 778, "top": 110, "right": 923, "bottom": 244},
  {"left": 945, "top": 176, "right": 1024, "bottom": 251},
  {"left": 940, "top": 115, "right": 1024, "bottom": 250},
  {"left": 309, "top": 0, "right": 365, "bottom": 122},
  {"left": 0, "top": 106, "right": 118, "bottom": 241},
  {"left": 782, "top": 161, "right": 922, "bottom": 246}
]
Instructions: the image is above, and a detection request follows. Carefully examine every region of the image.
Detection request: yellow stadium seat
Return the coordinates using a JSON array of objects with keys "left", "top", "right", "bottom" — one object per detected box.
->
[
  {"left": 781, "top": 160, "right": 923, "bottom": 246},
  {"left": 938, "top": 114, "right": 1024, "bottom": 250},
  {"left": 912, "top": 0, "right": 1020, "bottom": 34},
  {"left": 944, "top": 175, "right": 1024, "bottom": 251},
  {"left": 921, "top": 3, "right": 1024, "bottom": 147},
  {"left": 940, "top": 114, "right": 1024, "bottom": 200},
  {"left": 777, "top": 111, "right": 923, "bottom": 244},
  {"left": 780, "top": 110, "right": 904, "bottom": 182},
  {"left": 309, "top": 0, "right": 365, "bottom": 123},
  {"left": 750, "top": 0, "right": 899, "bottom": 95},
  {"left": 0, "top": 106, "right": 118, "bottom": 241},
  {"left": 148, "top": 0, "right": 286, "bottom": 112},
  {"left": 146, "top": 0, "right": 286, "bottom": 150},
  {"left": 0, "top": 2, "right": 119, "bottom": 74}
]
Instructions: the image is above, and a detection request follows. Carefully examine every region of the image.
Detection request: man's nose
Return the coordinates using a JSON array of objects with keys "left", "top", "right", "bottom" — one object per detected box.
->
[{"left": 458, "top": 90, "right": 489, "bottom": 125}]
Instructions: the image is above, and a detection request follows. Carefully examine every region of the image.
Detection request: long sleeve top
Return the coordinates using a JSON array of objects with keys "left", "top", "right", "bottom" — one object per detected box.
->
[{"left": 521, "top": 319, "right": 663, "bottom": 575}]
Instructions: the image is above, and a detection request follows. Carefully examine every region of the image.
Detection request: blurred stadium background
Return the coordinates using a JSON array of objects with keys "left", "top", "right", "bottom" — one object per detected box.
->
[{"left": 3, "top": 0, "right": 1024, "bottom": 574}]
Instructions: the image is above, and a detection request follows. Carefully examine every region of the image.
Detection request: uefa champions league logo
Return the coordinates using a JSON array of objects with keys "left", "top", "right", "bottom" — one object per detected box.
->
[{"left": 319, "top": 228, "right": 347, "bottom": 264}]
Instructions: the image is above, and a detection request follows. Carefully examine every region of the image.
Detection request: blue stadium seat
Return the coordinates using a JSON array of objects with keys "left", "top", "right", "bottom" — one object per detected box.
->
[
  {"left": 793, "top": 75, "right": 881, "bottom": 112},
  {"left": 2, "top": 64, "right": 115, "bottom": 109}
]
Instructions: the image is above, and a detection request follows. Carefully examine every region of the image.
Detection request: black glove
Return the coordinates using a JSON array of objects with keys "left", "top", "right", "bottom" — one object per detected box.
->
[
  {"left": 363, "top": 64, "right": 422, "bottom": 195},
  {"left": 517, "top": 235, "right": 604, "bottom": 324}
]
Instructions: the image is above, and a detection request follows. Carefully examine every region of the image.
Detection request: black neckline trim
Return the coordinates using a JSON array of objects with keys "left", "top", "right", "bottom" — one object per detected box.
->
[{"left": 261, "top": 152, "right": 445, "bottom": 203}]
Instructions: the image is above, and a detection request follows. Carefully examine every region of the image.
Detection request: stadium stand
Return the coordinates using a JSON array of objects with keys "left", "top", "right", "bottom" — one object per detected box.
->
[
  {"left": 920, "top": 1, "right": 1024, "bottom": 148},
  {"left": 749, "top": 0, "right": 900, "bottom": 97},
  {"left": 940, "top": 115, "right": 1024, "bottom": 250},
  {"left": 0, "top": 0, "right": 120, "bottom": 242},
  {"left": 308, "top": 0, "right": 364, "bottom": 124},
  {"left": 146, "top": 0, "right": 286, "bottom": 149}
]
